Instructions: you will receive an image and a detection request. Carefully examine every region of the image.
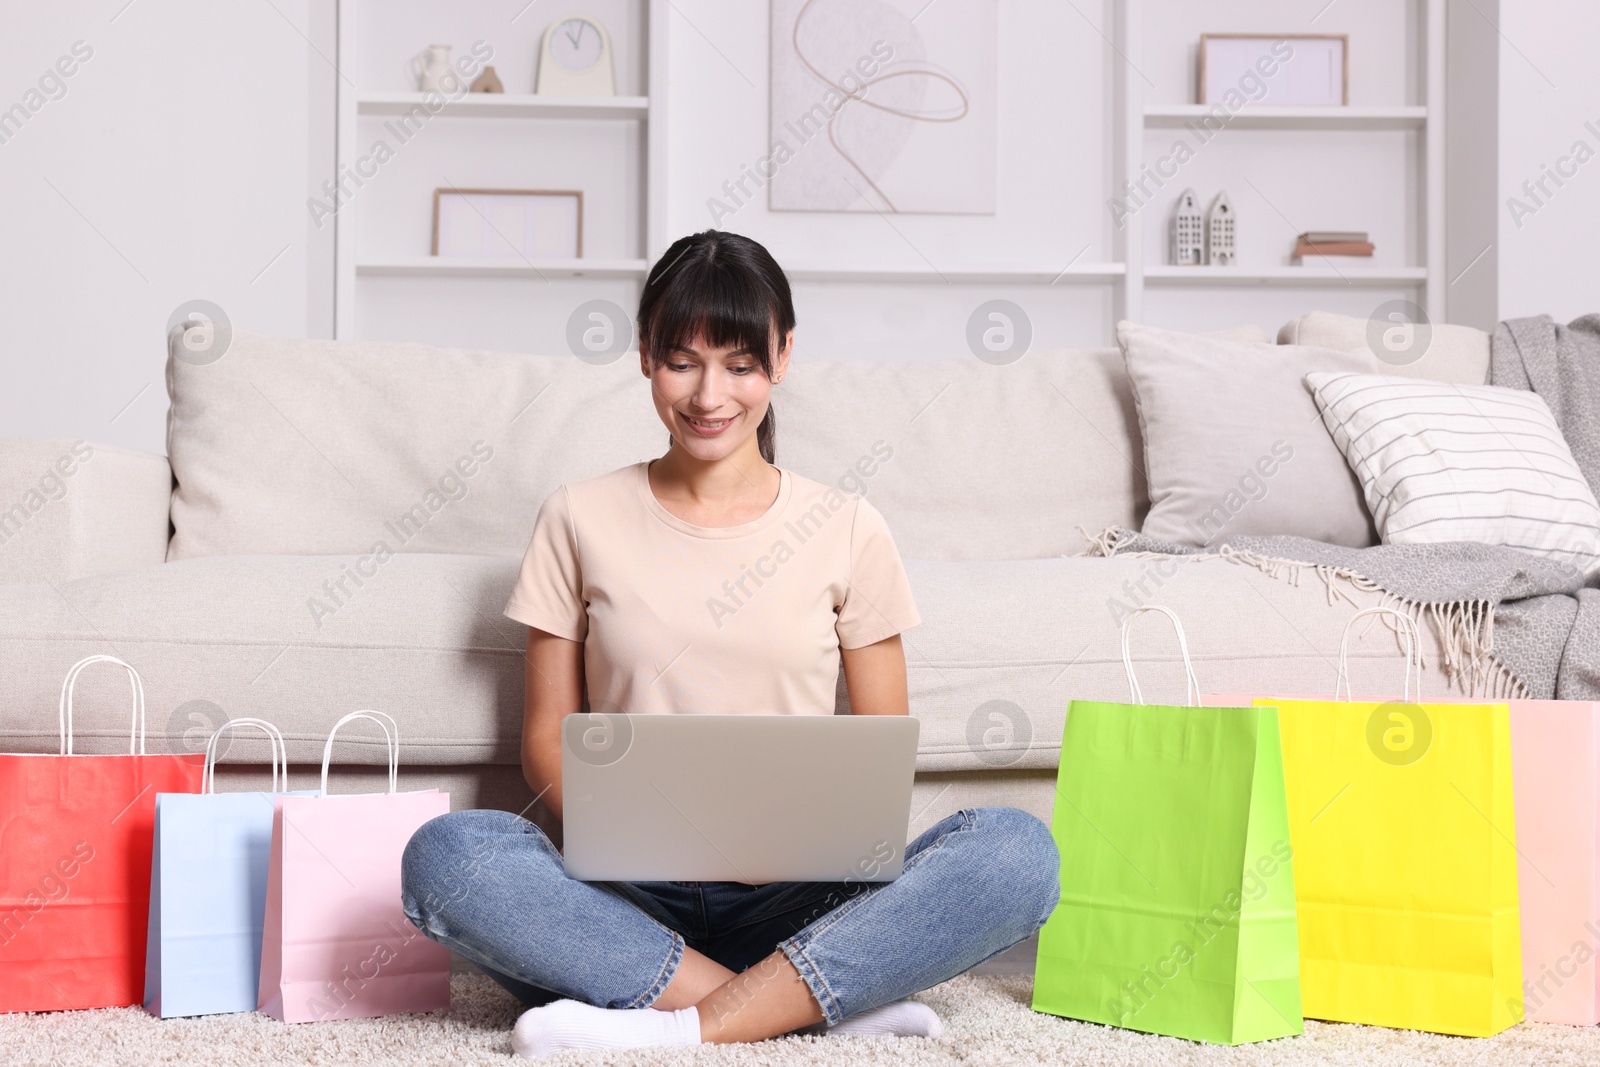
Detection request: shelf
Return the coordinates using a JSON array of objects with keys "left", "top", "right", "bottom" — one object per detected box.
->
[
  {"left": 357, "top": 258, "right": 650, "bottom": 279},
  {"left": 357, "top": 260, "right": 1128, "bottom": 284},
  {"left": 783, "top": 263, "right": 1127, "bottom": 284},
  {"left": 1144, "top": 105, "right": 1427, "bottom": 131},
  {"left": 357, "top": 93, "right": 649, "bottom": 121},
  {"left": 1144, "top": 265, "right": 1427, "bottom": 287}
]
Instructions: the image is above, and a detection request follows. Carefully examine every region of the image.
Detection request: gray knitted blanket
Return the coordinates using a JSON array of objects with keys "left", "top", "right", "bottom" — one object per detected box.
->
[
  {"left": 1086, "top": 314, "right": 1600, "bottom": 700},
  {"left": 1493, "top": 313, "right": 1600, "bottom": 496},
  {"left": 1084, "top": 529, "right": 1596, "bottom": 699}
]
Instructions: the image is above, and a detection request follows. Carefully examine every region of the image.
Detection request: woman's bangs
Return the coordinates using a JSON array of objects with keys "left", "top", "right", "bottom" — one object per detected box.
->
[{"left": 647, "top": 263, "right": 775, "bottom": 369}]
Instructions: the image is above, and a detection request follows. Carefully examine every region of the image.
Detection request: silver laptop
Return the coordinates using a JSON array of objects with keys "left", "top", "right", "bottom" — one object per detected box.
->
[{"left": 561, "top": 713, "right": 920, "bottom": 883}]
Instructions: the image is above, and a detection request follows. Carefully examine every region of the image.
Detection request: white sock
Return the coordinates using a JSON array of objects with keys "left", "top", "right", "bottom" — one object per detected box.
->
[
  {"left": 824, "top": 999, "right": 943, "bottom": 1039},
  {"left": 511, "top": 998, "right": 702, "bottom": 1058}
]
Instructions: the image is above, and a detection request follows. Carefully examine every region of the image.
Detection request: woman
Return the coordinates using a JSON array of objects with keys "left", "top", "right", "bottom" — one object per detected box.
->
[{"left": 401, "top": 230, "right": 1060, "bottom": 1058}]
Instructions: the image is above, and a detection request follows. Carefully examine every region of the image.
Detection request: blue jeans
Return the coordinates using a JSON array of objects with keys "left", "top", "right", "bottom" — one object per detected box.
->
[{"left": 400, "top": 805, "right": 1060, "bottom": 1026}]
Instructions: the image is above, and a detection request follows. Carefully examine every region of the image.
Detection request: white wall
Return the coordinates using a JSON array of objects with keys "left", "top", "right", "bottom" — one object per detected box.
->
[
  {"left": 0, "top": 0, "right": 330, "bottom": 456},
  {"left": 1495, "top": 2, "right": 1600, "bottom": 323},
  {"left": 3, "top": 0, "right": 1596, "bottom": 454}
]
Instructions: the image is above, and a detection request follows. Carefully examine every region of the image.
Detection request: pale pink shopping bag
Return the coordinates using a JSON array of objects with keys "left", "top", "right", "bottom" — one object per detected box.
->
[
  {"left": 257, "top": 711, "right": 450, "bottom": 1023},
  {"left": 1499, "top": 699, "right": 1600, "bottom": 1025}
]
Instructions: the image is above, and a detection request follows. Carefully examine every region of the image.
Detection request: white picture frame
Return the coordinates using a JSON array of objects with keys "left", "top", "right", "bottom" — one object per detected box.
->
[
  {"left": 430, "top": 188, "right": 583, "bottom": 259},
  {"left": 1199, "top": 34, "right": 1348, "bottom": 107}
]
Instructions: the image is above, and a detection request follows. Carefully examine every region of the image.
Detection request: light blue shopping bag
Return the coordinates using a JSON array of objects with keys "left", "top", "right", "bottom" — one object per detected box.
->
[{"left": 143, "top": 717, "right": 317, "bottom": 1018}]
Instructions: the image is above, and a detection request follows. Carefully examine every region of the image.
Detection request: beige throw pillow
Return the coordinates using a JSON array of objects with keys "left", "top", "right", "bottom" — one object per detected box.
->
[{"left": 1117, "top": 321, "right": 1378, "bottom": 548}]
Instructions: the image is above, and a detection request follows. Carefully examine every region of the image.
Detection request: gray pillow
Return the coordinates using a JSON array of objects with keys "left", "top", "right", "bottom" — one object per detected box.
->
[{"left": 1116, "top": 321, "right": 1377, "bottom": 548}]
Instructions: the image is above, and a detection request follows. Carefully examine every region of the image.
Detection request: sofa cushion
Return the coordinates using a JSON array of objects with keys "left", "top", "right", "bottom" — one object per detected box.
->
[
  {"left": 0, "top": 438, "right": 170, "bottom": 582},
  {"left": 1278, "top": 311, "right": 1491, "bottom": 386},
  {"left": 897, "top": 554, "right": 1468, "bottom": 771},
  {"left": 779, "top": 349, "right": 1145, "bottom": 560},
  {"left": 1205, "top": 324, "right": 1274, "bottom": 344},
  {"left": 0, "top": 553, "right": 527, "bottom": 766},
  {"left": 1116, "top": 321, "right": 1379, "bottom": 548},
  {"left": 167, "top": 330, "right": 1148, "bottom": 563},
  {"left": 167, "top": 330, "right": 665, "bottom": 561},
  {"left": 0, "top": 551, "right": 1463, "bottom": 774}
]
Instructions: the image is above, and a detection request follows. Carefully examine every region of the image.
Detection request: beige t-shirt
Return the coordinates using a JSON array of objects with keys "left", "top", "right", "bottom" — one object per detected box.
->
[{"left": 503, "top": 461, "right": 920, "bottom": 714}]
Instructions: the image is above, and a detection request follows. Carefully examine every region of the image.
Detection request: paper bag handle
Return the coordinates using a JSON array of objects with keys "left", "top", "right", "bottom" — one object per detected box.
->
[
  {"left": 204, "top": 717, "right": 288, "bottom": 794},
  {"left": 1334, "top": 606, "right": 1421, "bottom": 702},
  {"left": 320, "top": 710, "right": 399, "bottom": 795},
  {"left": 58, "top": 655, "right": 146, "bottom": 755},
  {"left": 1121, "top": 606, "right": 1201, "bottom": 707}
]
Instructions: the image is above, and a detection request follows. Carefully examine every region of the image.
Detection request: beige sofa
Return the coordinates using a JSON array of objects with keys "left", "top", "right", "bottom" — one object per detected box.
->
[{"left": 0, "top": 312, "right": 1493, "bottom": 844}]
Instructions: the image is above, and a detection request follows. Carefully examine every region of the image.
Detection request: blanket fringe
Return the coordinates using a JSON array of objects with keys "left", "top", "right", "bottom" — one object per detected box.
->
[
  {"left": 1075, "top": 524, "right": 1134, "bottom": 558},
  {"left": 1080, "top": 526, "right": 1531, "bottom": 700}
]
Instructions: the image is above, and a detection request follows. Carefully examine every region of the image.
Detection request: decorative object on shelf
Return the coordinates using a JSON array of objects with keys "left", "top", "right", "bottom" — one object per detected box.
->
[
  {"left": 536, "top": 16, "right": 615, "bottom": 96},
  {"left": 430, "top": 189, "right": 583, "bottom": 260},
  {"left": 1171, "top": 188, "right": 1203, "bottom": 266},
  {"left": 1199, "top": 34, "right": 1347, "bottom": 106},
  {"left": 1206, "top": 191, "right": 1235, "bottom": 266},
  {"left": 469, "top": 65, "right": 504, "bottom": 93},
  {"left": 766, "top": 0, "right": 997, "bottom": 216},
  {"left": 1293, "top": 231, "right": 1374, "bottom": 260},
  {"left": 412, "top": 43, "right": 454, "bottom": 91}
]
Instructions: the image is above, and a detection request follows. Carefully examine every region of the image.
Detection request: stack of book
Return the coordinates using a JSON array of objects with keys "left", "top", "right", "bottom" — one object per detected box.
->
[{"left": 1293, "top": 231, "right": 1374, "bottom": 260}]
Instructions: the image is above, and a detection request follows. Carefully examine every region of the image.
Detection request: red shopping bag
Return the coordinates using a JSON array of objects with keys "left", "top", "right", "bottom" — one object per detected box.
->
[{"left": 0, "top": 656, "right": 204, "bottom": 1012}]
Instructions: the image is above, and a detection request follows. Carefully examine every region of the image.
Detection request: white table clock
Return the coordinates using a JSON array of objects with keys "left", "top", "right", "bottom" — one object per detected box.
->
[{"left": 537, "top": 15, "right": 616, "bottom": 96}]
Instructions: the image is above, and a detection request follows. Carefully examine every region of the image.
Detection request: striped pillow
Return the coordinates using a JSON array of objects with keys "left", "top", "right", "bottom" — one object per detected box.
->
[{"left": 1305, "top": 371, "right": 1600, "bottom": 576}]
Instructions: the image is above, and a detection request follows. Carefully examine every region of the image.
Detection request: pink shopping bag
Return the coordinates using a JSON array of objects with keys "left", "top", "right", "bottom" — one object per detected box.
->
[
  {"left": 1500, "top": 699, "right": 1600, "bottom": 1025},
  {"left": 256, "top": 711, "right": 450, "bottom": 1023}
]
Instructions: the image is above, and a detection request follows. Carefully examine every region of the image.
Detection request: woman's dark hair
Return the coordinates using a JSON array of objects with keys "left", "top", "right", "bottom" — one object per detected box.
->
[{"left": 637, "top": 230, "right": 795, "bottom": 464}]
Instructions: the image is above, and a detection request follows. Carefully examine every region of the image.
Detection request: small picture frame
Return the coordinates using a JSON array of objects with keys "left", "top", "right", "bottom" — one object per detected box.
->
[
  {"left": 1198, "top": 34, "right": 1348, "bottom": 107},
  {"left": 430, "top": 188, "right": 583, "bottom": 259}
]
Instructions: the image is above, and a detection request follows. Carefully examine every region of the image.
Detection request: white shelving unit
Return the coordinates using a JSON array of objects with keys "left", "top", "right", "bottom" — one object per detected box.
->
[
  {"left": 333, "top": 0, "right": 668, "bottom": 340},
  {"left": 1115, "top": 0, "right": 1446, "bottom": 326},
  {"left": 331, "top": 1, "right": 1446, "bottom": 349}
]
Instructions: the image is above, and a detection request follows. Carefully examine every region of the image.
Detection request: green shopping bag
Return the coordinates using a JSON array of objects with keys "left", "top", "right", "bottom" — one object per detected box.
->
[{"left": 1032, "top": 606, "right": 1303, "bottom": 1045}]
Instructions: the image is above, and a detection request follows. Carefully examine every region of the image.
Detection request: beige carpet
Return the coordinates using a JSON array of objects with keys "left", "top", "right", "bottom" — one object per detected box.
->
[{"left": 4, "top": 970, "right": 1600, "bottom": 1066}]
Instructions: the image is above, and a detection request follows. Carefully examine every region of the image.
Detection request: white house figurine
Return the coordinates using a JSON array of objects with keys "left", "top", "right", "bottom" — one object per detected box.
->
[
  {"left": 1206, "top": 191, "right": 1236, "bottom": 266},
  {"left": 1170, "top": 188, "right": 1203, "bottom": 266}
]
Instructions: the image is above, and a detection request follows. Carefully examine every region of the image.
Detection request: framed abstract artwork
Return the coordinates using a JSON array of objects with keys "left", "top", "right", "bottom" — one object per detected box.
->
[{"left": 766, "top": 0, "right": 997, "bottom": 215}]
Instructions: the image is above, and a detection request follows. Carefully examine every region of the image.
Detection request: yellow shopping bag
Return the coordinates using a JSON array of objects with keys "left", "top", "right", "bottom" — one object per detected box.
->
[{"left": 1257, "top": 607, "right": 1521, "bottom": 1037}]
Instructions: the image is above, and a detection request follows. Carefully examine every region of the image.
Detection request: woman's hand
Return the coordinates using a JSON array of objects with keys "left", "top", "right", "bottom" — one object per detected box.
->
[{"left": 521, "top": 627, "right": 585, "bottom": 823}]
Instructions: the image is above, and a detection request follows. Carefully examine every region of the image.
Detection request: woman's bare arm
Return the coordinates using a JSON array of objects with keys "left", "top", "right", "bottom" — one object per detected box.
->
[
  {"left": 521, "top": 627, "right": 585, "bottom": 822},
  {"left": 839, "top": 633, "right": 910, "bottom": 715}
]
